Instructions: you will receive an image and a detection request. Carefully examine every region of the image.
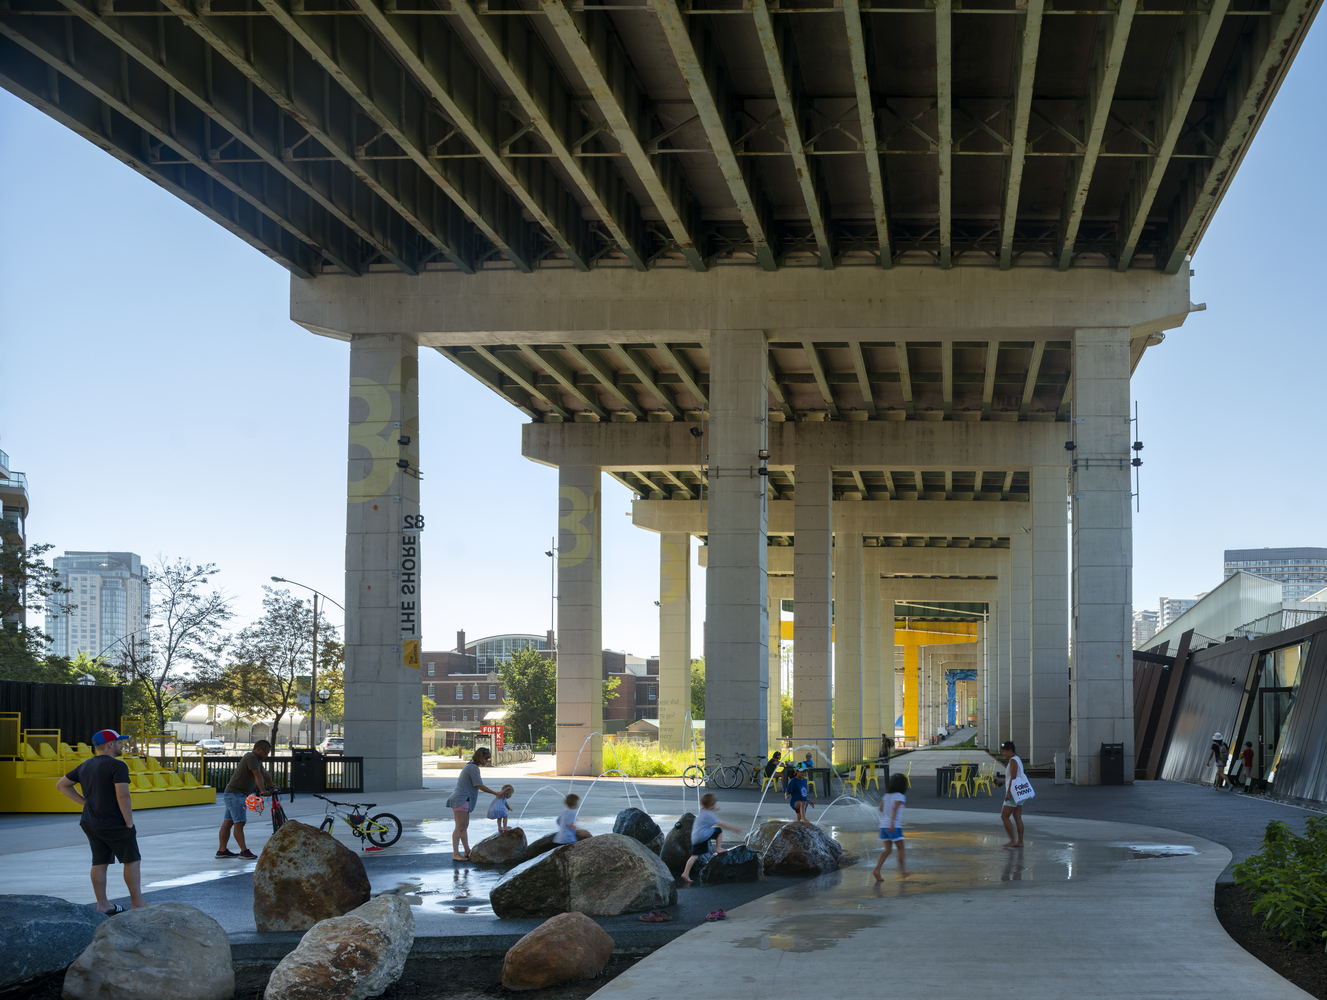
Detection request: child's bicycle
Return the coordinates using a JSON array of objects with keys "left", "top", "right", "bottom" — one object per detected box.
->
[{"left": 313, "top": 793, "right": 402, "bottom": 849}]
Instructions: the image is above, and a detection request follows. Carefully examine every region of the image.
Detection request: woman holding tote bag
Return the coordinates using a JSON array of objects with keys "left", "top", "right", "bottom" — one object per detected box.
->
[{"left": 999, "top": 740, "right": 1033, "bottom": 848}]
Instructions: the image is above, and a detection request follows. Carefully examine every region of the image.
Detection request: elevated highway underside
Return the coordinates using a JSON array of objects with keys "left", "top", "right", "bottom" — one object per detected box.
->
[{"left": 5, "top": 0, "right": 1316, "bottom": 791}]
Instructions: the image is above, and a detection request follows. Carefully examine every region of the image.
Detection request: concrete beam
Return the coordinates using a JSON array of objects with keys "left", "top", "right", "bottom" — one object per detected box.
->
[
  {"left": 704, "top": 545, "right": 1007, "bottom": 576},
  {"left": 524, "top": 420, "right": 1071, "bottom": 472},
  {"left": 636, "top": 499, "right": 1031, "bottom": 536},
  {"left": 290, "top": 267, "right": 1192, "bottom": 345}
]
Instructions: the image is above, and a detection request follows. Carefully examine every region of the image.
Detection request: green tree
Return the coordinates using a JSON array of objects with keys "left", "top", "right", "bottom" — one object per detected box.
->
[
  {"left": 0, "top": 537, "right": 74, "bottom": 678},
  {"left": 602, "top": 674, "right": 621, "bottom": 709},
  {"left": 423, "top": 695, "right": 437, "bottom": 732},
  {"left": 690, "top": 658, "right": 705, "bottom": 720},
  {"left": 781, "top": 692, "right": 794, "bottom": 737},
  {"left": 500, "top": 647, "right": 556, "bottom": 745},
  {"left": 317, "top": 640, "right": 345, "bottom": 727}
]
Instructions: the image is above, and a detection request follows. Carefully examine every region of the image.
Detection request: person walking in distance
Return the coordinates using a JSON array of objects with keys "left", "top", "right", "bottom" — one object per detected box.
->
[
  {"left": 999, "top": 741, "right": 1029, "bottom": 849},
  {"left": 218, "top": 740, "right": 273, "bottom": 860},
  {"left": 1235, "top": 741, "right": 1255, "bottom": 791},
  {"left": 1205, "top": 733, "right": 1230, "bottom": 789},
  {"left": 55, "top": 730, "right": 146, "bottom": 914},
  {"left": 446, "top": 746, "right": 498, "bottom": 860}
]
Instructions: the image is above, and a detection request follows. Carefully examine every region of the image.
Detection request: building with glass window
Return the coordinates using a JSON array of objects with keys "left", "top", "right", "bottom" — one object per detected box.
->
[
  {"left": 0, "top": 442, "right": 29, "bottom": 629},
  {"left": 1132, "top": 610, "right": 1159, "bottom": 649},
  {"left": 1224, "top": 547, "right": 1327, "bottom": 602},
  {"left": 44, "top": 552, "right": 150, "bottom": 659}
]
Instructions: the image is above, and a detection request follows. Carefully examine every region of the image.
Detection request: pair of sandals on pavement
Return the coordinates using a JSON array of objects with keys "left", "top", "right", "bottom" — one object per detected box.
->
[{"left": 636, "top": 908, "right": 725, "bottom": 922}]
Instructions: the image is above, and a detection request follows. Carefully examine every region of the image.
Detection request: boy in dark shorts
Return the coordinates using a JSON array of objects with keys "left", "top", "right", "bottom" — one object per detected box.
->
[
  {"left": 56, "top": 729, "right": 145, "bottom": 914},
  {"left": 679, "top": 792, "right": 743, "bottom": 884}
]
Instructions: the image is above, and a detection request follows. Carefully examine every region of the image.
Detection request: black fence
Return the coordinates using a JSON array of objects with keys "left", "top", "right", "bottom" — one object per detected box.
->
[
  {"left": 170, "top": 754, "right": 364, "bottom": 794},
  {"left": 0, "top": 680, "right": 123, "bottom": 747}
]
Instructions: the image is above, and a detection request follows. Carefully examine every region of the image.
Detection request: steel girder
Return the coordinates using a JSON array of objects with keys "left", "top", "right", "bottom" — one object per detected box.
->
[
  {"left": 39, "top": 0, "right": 417, "bottom": 274},
  {"left": 1056, "top": 0, "right": 1136, "bottom": 270},
  {"left": 653, "top": 0, "right": 777, "bottom": 270},
  {"left": 163, "top": 0, "right": 480, "bottom": 271},
  {"left": 0, "top": 33, "right": 321, "bottom": 276},
  {"left": 997, "top": 0, "right": 1043, "bottom": 270},
  {"left": 935, "top": 0, "right": 953, "bottom": 269},
  {"left": 347, "top": 0, "right": 594, "bottom": 271},
  {"left": 841, "top": 0, "right": 891, "bottom": 268},
  {"left": 539, "top": 0, "right": 705, "bottom": 272},
  {"left": 751, "top": 0, "right": 833, "bottom": 269},
  {"left": 1116, "top": 0, "right": 1231, "bottom": 270},
  {"left": 256, "top": 0, "right": 538, "bottom": 271},
  {"left": 1160, "top": 0, "right": 1322, "bottom": 273},
  {"left": 437, "top": 347, "right": 539, "bottom": 418},
  {"left": 609, "top": 345, "right": 682, "bottom": 418},
  {"left": 443, "top": 3, "right": 649, "bottom": 270}
]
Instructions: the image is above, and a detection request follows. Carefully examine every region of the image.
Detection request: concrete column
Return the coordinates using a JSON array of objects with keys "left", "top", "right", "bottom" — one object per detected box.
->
[
  {"left": 768, "top": 588, "right": 781, "bottom": 751},
  {"left": 704, "top": 330, "right": 769, "bottom": 761},
  {"left": 1010, "top": 524, "right": 1032, "bottom": 754},
  {"left": 862, "top": 568, "right": 882, "bottom": 759},
  {"left": 833, "top": 532, "right": 864, "bottom": 763},
  {"left": 1031, "top": 466, "right": 1070, "bottom": 765},
  {"left": 556, "top": 464, "right": 602, "bottom": 775},
  {"left": 880, "top": 582, "right": 901, "bottom": 743},
  {"left": 657, "top": 532, "right": 691, "bottom": 751},
  {"left": 1071, "top": 327, "right": 1134, "bottom": 784},
  {"left": 793, "top": 466, "right": 833, "bottom": 757},
  {"left": 976, "top": 618, "right": 986, "bottom": 743},
  {"left": 997, "top": 548, "right": 1012, "bottom": 747},
  {"left": 344, "top": 334, "right": 422, "bottom": 793}
]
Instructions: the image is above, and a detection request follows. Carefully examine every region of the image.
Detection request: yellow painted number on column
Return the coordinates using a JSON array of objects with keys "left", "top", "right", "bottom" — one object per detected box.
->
[{"left": 558, "top": 487, "right": 598, "bottom": 568}]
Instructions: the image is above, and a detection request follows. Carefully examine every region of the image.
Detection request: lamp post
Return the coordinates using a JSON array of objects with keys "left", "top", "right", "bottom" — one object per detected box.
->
[
  {"left": 271, "top": 577, "right": 344, "bottom": 750},
  {"left": 543, "top": 540, "right": 558, "bottom": 650}
]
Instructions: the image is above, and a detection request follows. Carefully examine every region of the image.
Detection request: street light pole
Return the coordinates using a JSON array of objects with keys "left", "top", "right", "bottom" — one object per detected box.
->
[
  {"left": 272, "top": 577, "right": 344, "bottom": 750},
  {"left": 544, "top": 539, "right": 557, "bottom": 650}
]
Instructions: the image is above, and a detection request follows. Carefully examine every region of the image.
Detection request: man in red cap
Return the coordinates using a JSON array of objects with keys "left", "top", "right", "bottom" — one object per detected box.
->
[{"left": 55, "top": 729, "right": 145, "bottom": 914}]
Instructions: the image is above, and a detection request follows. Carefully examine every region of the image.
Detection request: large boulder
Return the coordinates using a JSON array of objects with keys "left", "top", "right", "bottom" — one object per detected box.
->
[
  {"left": 762, "top": 823, "right": 843, "bottom": 875},
  {"left": 612, "top": 808, "right": 663, "bottom": 854},
  {"left": 263, "top": 895, "right": 414, "bottom": 1000},
  {"left": 0, "top": 895, "right": 103, "bottom": 991},
  {"left": 491, "top": 834, "right": 677, "bottom": 919},
  {"left": 744, "top": 819, "right": 789, "bottom": 857},
  {"left": 525, "top": 832, "right": 560, "bottom": 860},
  {"left": 253, "top": 820, "right": 371, "bottom": 932},
  {"left": 469, "top": 828, "right": 528, "bottom": 865},
  {"left": 695, "top": 844, "right": 761, "bottom": 884},
  {"left": 501, "top": 912, "right": 614, "bottom": 991},
  {"left": 62, "top": 903, "right": 232, "bottom": 1000},
  {"left": 658, "top": 812, "right": 696, "bottom": 875}
]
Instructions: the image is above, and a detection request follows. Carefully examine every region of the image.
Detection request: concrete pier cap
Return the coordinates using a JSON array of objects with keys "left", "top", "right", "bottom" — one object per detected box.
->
[{"left": 293, "top": 265, "right": 1196, "bottom": 788}]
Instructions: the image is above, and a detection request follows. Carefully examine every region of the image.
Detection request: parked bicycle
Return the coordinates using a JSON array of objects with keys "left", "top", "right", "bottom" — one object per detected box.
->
[
  {"left": 682, "top": 753, "right": 763, "bottom": 789},
  {"left": 314, "top": 793, "right": 402, "bottom": 849}
]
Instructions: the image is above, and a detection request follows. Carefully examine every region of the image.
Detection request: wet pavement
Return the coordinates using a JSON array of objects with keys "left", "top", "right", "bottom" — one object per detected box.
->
[{"left": 592, "top": 810, "right": 1314, "bottom": 1000}]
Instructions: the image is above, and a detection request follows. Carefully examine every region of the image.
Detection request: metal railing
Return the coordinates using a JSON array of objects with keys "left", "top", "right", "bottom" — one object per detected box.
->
[{"left": 187, "top": 754, "right": 363, "bottom": 793}]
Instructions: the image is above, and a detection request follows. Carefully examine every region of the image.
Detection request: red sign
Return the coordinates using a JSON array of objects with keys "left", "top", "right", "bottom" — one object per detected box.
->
[{"left": 480, "top": 724, "right": 504, "bottom": 750}]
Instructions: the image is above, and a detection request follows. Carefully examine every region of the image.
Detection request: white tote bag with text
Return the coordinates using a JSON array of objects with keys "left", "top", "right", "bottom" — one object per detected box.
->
[{"left": 1009, "top": 770, "right": 1035, "bottom": 805}]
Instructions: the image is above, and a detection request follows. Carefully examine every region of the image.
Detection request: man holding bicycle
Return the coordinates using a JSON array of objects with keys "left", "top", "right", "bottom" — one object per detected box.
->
[{"left": 217, "top": 740, "right": 273, "bottom": 860}]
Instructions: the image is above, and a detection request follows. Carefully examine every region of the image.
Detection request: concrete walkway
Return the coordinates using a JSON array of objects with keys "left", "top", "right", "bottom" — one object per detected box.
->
[{"left": 591, "top": 809, "right": 1313, "bottom": 1000}]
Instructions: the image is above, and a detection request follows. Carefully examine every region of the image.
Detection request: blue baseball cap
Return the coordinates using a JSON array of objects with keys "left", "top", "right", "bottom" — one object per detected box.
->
[{"left": 91, "top": 729, "right": 124, "bottom": 746}]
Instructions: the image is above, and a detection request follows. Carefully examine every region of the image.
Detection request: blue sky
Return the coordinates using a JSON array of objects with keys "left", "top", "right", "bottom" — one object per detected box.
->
[{"left": 1, "top": 24, "right": 1324, "bottom": 655}]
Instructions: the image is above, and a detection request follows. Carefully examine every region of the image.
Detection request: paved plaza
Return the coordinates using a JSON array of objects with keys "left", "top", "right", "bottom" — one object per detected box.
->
[{"left": 2, "top": 751, "right": 1317, "bottom": 997}]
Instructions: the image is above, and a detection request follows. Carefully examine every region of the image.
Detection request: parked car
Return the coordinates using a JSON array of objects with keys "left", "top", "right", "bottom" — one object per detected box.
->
[
  {"left": 198, "top": 739, "right": 227, "bottom": 755},
  {"left": 318, "top": 736, "right": 344, "bottom": 755}
]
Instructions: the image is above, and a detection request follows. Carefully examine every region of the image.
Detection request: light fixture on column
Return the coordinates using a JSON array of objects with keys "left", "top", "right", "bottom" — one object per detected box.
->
[{"left": 689, "top": 426, "right": 703, "bottom": 439}]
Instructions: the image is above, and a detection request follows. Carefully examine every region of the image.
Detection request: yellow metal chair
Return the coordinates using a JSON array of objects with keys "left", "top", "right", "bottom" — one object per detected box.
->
[
  {"left": 972, "top": 763, "right": 994, "bottom": 796},
  {"left": 152, "top": 773, "right": 171, "bottom": 789},
  {"left": 126, "top": 758, "right": 147, "bottom": 773},
  {"left": 842, "top": 764, "right": 864, "bottom": 796},
  {"left": 165, "top": 772, "right": 185, "bottom": 788},
  {"left": 948, "top": 764, "right": 973, "bottom": 798},
  {"left": 901, "top": 760, "right": 913, "bottom": 789},
  {"left": 132, "top": 774, "right": 156, "bottom": 791},
  {"left": 180, "top": 772, "right": 200, "bottom": 787},
  {"left": 865, "top": 762, "right": 882, "bottom": 791},
  {"left": 761, "top": 768, "right": 781, "bottom": 793}
]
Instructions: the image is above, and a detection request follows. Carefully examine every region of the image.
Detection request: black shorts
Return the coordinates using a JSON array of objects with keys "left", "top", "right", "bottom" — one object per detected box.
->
[
  {"left": 81, "top": 823, "right": 141, "bottom": 866},
  {"left": 690, "top": 838, "right": 714, "bottom": 857}
]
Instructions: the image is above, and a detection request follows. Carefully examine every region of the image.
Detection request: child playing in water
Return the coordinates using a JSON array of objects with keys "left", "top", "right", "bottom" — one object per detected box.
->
[
  {"left": 785, "top": 762, "right": 815, "bottom": 822},
  {"left": 553, "top": 793, "right": 593, "bottom": 844},
  {"left": 679, "top": 793, "right": 744, "bottom": 884},
  {"left": 487, "top": 784, "right": 514, "bottom": 833},
  {"left": 872, "top": 773, "right": 909, "bottom": 880}
]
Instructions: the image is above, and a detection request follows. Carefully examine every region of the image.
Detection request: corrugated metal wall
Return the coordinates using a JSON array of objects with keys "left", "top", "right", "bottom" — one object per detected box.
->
[
  {"left": 0, "top": 681, "right": 124, "bottom": 746},
  {"left": 1262, "top": 632, "right": 1327, "bottom": 807},
  {"left": 1158, "top": 643, "right": 1254, "bottom": 782}
]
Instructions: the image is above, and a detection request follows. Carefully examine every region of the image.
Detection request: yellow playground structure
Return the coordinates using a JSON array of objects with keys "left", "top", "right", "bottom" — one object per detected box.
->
[{"left": 0, "top": 712, "right": 216, "bottom": 813}]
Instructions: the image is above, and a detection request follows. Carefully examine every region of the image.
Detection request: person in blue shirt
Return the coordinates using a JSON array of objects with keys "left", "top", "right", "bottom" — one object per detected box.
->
[{"left": 785, "top": 762, "right": 816, "bottom": 822}]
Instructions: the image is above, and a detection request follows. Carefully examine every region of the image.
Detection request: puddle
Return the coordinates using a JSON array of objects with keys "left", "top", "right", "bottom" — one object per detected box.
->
[
  {"left": 735, "top": 913, "right": 882, "bottom": 952},
  {"left": 1105, "top": 843, "right": 1200, "bottom": 860},
  {"left": 397, "top": 865, "right": 509, "bottom": 915},
  {"left": 147, "top": 863, "right": 256, "bottom": 888}
]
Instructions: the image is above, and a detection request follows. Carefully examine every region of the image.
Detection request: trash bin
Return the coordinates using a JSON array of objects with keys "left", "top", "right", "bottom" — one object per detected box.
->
[
  {"left": 876, "top": 761, "right": 890, "bottom": 791},
  {"left": 290, "top": 748, "right": 326, "bottom": 794},
  {"left": 1100, "top": 743, "right": 1125, "bottom": 785}
]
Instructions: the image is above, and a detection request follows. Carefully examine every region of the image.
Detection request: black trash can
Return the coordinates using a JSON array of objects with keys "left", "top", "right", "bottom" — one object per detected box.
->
[
  {"left": 1100, "top": 743, "right": 1125, "bottom": 785},
  {"left": 290, "top": 748, "right": 326, "bottom": 794}
]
